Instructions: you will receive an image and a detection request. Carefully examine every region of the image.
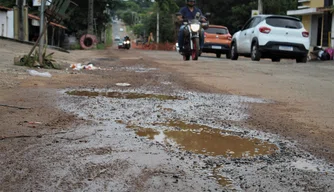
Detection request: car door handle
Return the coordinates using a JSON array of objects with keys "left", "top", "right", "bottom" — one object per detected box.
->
[
  {"left": 244, "top": 33, "right": 247, "bottom": 36},
  {"left": 252, "top": 31, "right": 254, "bottom": 33}
]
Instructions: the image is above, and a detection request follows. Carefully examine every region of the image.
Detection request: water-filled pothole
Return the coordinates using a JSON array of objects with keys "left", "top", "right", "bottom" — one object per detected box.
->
[
  {"left": 67, "top": 91, "right": 184, "bottom": 100},
  {"left": 127, "top": 121, "right": 278, "bottom": 158}
]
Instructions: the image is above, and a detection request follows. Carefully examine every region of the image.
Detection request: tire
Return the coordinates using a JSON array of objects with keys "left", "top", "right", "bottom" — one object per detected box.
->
[
  {"left": 296, "top": 56, "right": 307, "bottom": 63},
  {"left": 271, "top": 57, "right": 281, "bottom": 62},
  {"left": 216, "top": 53, "right": 221, "bottom": 58},
  {"left": 183, "top": 55, "right": 190, "bottom": 61},
  {"left": 80, "top": 34, "right": 97, "bottom": 49},
  {"left": 192, "top": 38, "right": 200, "bottom": 60},
  {"left": 251, "top": 42, "right": 261, "bottom": 61},
  {"left": 231, "top": 42, "right": 239, "bottom": 60}
]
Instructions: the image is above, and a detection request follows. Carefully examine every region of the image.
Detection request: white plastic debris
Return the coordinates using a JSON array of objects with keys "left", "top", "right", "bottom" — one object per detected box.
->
[
  {"left": 70, "top": 63, "right": 98, "bottom": 70},
  {"left": 115, "top": 83, "right": 131, "bottom": 87},
  {"left": 27, "top": 70, "right": 52, "bottom": 78}
]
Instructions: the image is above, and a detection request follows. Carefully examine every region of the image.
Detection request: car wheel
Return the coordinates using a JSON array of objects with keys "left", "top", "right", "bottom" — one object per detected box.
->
[
  {"left": 271, "top": 57, "right": 281, "bottom": 62},
  {"left": 216, "top": 53, "right": 221, "bottom": 58},
  {"left": 231, "top": 43, "right": 239, "bottom": 60},
  {"left": 296, "top": 56, "right": 308, "bottom": 63},
  {"left": 251, "top": 42, "right": 261, "bottom": 61}
]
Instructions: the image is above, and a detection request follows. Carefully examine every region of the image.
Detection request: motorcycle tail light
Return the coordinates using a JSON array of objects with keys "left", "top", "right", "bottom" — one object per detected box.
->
[{"left": 259, "top": 26, "right": 271, "bottom": 34}]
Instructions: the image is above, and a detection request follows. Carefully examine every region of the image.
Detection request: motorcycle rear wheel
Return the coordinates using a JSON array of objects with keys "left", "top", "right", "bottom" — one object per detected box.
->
[{"left": 192, "top": 38, "right": 200, "bottom": 60}]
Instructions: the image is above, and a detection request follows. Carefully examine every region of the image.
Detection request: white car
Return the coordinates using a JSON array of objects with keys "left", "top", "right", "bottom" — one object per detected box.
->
[
  {"left": 114, "top": 35, "right": 120, "bottom": 41},
  {"left": 230, "top": 15, "right": 310, "bottom": 63}
]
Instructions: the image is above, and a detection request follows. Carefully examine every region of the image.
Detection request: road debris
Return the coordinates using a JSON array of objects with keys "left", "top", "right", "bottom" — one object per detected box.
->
[
  {"left": 115, "top": 83, "right": 131, "bottom": 87},
  {"left": 70, "top": 63, "right": 99, "bottom": 70},
  {"left": 27, "top": 70, "right": 52, "bottom": 78},
  {"left": 0, "top": 104, "right": 31, "bottom": 110}
]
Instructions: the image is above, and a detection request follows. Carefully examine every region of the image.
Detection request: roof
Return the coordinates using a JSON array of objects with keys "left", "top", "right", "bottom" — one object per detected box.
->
[
  {"left": 0, "top": 5, "right": 12, "bottom": 11},
  {"left": 253, "top": 14, "right": 301, "bottom": 21},
  {"left": 28, "top": 14, "right": 67, "bottom": 29},
  {"left": 208, "top": 25, "right": 228, "bottom": 29}
]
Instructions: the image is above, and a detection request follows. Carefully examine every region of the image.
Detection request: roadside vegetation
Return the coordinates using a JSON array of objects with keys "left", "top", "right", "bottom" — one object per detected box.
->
[{"left": 1, "top": 0, "right": 298, "bottom": 45}]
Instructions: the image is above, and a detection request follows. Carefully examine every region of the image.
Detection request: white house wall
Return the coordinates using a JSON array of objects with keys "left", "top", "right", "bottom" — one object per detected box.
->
[
  {"left": 331, "top": 14, "right": 334, "bottom": 47},
  {"left": 0, "top": 11, "right": 7, "bottom": 37},
  {"left": 7, "top": 11, "right": 14, "bottom": 38}
]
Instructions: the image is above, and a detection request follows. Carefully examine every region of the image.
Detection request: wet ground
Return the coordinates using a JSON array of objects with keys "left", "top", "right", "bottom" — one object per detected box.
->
[{"left": 1, "top": 38, "right": 334, "bottom": 191}]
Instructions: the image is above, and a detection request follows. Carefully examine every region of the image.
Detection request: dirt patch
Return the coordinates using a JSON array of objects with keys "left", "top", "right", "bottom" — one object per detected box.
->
[{"left": 247, "top": 102, "right": 334, "bottom": 163}]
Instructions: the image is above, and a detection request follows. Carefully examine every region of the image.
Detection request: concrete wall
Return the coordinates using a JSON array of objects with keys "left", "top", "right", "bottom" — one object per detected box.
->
[
  {"left": 0, "top": 11, "right": 7, "bottom": 37},
  {"left": 7, "top": 11, "right": 14, "bottom": 38},
  {"left": 310, "top": 0, "right": 324, "bottom": 8}
]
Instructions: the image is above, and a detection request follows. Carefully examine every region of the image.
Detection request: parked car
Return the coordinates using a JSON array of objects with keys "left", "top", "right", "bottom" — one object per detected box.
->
[
  {"left": 230, "top": 15, "right": 310, "bottom": 63},
  {"left": 120, "top": 28, "right": 124, "bottom": 32},
  {"left": 202, "top": 25, "right": 232, "bottom": 58}
]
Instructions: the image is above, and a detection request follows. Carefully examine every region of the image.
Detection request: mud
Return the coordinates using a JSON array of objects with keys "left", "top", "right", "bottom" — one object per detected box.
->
[{"left": 129, "top": 123, "right": 277, "bottom": 158}]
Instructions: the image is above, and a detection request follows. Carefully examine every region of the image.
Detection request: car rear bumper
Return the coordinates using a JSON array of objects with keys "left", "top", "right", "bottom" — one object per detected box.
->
[
  {"left": 259, "top": 41, "right": 308, "bottom": 58},
  {"left": 202, "top": 43, "right": 230, "bottom": 53}
]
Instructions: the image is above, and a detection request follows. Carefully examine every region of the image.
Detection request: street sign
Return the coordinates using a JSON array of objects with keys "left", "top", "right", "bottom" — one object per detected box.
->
[
  {"left": 251, "top": 10, "right": 259, "bottom": 17},
  {"left": 33, "top": 0, "right": 52, "bottom": 6}
]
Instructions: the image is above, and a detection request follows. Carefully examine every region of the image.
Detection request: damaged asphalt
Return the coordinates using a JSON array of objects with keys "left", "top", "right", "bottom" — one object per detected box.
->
[{"left": 1, "top": 38, "right": 334, "bottom": 191}]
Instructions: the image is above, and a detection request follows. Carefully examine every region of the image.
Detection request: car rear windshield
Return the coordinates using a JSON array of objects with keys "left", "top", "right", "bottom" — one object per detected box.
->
[
  {"left": 205, "top": 27, "right": 228, "bottom": 35},
  {"left": 265, "top": 17, "right": 302, "bottom": 29}
]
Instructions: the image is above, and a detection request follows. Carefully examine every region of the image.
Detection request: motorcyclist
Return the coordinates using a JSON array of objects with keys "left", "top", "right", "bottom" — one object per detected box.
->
[
  {"left": 124, "top": 36, "right": 130, "bottom": 41},
  {"left": 178, "top": 0, "right": 206, "bottom": 53}
]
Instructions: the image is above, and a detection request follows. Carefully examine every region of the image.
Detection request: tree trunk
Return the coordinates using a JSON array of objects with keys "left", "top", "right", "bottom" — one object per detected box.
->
[{"left": 88, "top": 0, "right": 94, "bottom": 34}]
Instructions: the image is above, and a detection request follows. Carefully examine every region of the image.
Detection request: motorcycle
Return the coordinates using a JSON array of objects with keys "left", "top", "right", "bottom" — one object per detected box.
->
[
  {"left": 178, "top": 12, "right": 209, "bottom": 61},
  {"left": 120, "top": 37, "right": 131, "bottom": 49}
]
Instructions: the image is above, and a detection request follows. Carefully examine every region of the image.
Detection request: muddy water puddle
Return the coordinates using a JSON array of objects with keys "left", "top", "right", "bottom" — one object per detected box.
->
[
  {"left": 66, "top": 90, "right": 184, "bottom": 100},
  {"left": 127, "top": 121, "right": 278, "bottom": 158}
]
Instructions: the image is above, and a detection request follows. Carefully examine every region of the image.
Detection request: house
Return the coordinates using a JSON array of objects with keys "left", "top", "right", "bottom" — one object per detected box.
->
[
  {"left": 0, "top": 6, "right": 14, "bottom": 38},
  {"left": 0, "top": 5, "right": 67, "bottom": 47},
  {"left": 287, "top": 0, "right": 334, "bottom": 48}
]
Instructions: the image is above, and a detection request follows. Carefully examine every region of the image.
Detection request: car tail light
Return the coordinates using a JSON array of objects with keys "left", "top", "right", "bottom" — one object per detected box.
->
[
  {"left": 302, "top": 31, "right": 309, "bottom": 37},
  {"left": 259, "top": 27, "right": 271, "bottom": 34},
  {"left": 227, "top": 35, "right": 232, "bottom": 40}
]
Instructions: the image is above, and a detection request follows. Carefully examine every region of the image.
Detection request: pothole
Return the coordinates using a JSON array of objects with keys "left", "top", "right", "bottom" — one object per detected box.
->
[
  {"left": 163, "top": 130, "right": 277, "bottom": 158},
  {"left": 94, "top": 58, "right": 117, "bottom": 61},
  {"left": 66, "top": 90, "right": 185, "bottom": 100},
  {"left": 127, "top": 121, "right": 278, "bottom": 158}
]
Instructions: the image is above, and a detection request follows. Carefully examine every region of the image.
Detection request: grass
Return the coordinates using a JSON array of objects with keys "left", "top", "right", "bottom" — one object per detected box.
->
[
  {"left": 97, "top": 43, "right": 106, "bottom": 50},
  {"left": 105, "top": 24, "right": 113, "bottom": 47}
]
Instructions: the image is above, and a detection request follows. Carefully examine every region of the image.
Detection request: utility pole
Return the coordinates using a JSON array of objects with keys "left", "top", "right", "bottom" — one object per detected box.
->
[
  {"left": 39, "top": 0, "right": 46, "bottom": 65},
  {"left": 88, "top": 0, "right": 94, "bottom": 34},
  {"left": 16, "top": 0, "right": 24, "bottom": 40},
  {"left": 156, "top": 11, "right": 159, "bottom": 44},
  {"left": 258, "top": 0, "right": 263, "bottom": 14}
]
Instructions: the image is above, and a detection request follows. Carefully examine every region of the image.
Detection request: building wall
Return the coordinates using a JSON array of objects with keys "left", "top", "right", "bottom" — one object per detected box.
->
[
  {"left": 7, "top": 11, "right": 14, "bottom": 38},
  {"left": 0, "top": 11, "right": 7, "bottom": 37},
  {"left": 303, "top": 15, "right": 312, "bottom": 32},
  {"left": 310, "top": 0, "right": 324, "bottom": 8}
]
